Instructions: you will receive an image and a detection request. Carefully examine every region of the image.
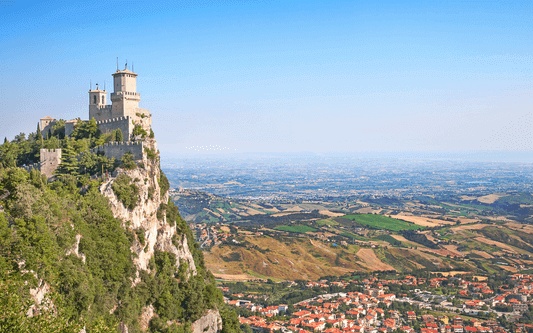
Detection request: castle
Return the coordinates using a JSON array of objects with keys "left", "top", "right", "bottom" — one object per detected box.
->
[{"left": 31, "top": 64, "right": 152, "bottom": 177}]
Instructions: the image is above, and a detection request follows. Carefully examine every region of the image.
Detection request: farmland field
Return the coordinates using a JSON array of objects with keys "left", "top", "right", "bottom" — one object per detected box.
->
[
  {"left": 274, "top": 225, "right": 317, "bottom": 233},
  {"left": 343, "top": 214, "right": 423, "bottom": 231},
  {"left": 340, "top": 233, "right": 370, "bottom": 241}
]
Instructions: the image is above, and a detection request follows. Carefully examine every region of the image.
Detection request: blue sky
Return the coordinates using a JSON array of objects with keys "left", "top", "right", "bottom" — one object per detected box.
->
[{"left": 0, "top": 0, "right": 531, "bottom": 157}]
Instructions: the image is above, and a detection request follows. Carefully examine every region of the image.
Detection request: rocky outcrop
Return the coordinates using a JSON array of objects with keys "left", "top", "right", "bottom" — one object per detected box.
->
[
  {"left": 191, "top": 309, "right": 223, "bottom": 333},
  {"left": 97, "top": 137, "right": 220, "bottom": 332},
  {"left": 27, "top": 279, "right": 51, "bottom": 317},
  {"left": 139, "top": 305, "right": 156, "bottom": 331},
  {"left": 99, "top": 138, "right": 196, "bottom": 276},
  {"left": 65, "top": 233, "right": 85, "bottom": 263}
]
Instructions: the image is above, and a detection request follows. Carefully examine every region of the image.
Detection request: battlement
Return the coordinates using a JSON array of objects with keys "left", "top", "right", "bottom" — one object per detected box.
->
[
  {"left": 90, "top": 140, "right": 144, "bottom": 161},
  {"left": 111, "top": 92, "right": 140, "bottom": 98},
  {"left": 90, "top": 140, "right": 142, "bottom": 150},
  {"left": 95, "top": 116, "right": 131, "bottom": 125},
  {"left": 95, "top": 115, "right": 134, "bottom": 141}
]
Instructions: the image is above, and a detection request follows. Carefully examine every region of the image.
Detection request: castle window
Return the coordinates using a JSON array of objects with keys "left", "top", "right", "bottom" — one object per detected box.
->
[
  {"left": 93, "top": 95, "right": 96, "bottom": 104},
  {"left": 101, "top": 96, "right": 105, "bottom": 104}
]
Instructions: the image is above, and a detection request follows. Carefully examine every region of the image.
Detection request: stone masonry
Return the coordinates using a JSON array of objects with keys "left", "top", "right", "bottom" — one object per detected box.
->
[{"left": 33, "top": 64, "right": 152, "bottom": 177}]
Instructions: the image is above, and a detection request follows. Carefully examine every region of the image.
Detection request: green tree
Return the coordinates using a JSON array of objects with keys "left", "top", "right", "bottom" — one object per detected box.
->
[
  {"left": 120, "top": 151, "right": 137, "bottom": 170},
  {"left": 72, "top": 118, "right": 100, "bottom": 140},
  {"left": 114, "top": 128, "right": 123, "bottom": 142},
  {"left": 0, "top": 140, "right": 18, "bottom": 168},
  {"left": 55, "top": 139, "right": 79, "bottom": 176}
]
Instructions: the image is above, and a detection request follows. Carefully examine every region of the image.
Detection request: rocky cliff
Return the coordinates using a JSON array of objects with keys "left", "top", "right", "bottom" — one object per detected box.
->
[
  {"left": 98, "top": 137, "right": 221, "bottom": 332},
  {"left": 100, "top": 138, "right": 197, "bottom": 276}
]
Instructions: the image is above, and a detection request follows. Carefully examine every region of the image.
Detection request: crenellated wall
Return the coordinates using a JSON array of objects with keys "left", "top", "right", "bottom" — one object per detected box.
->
[
  {"left": 40, "top": 148, "right": 62, "bottom": 178},
  {"left": 90, "top": 141, "right": 144, "bottom": 161},
  {"left": 96, "top": 116, "right": 134, "bottom": 141},
  {"left": 90, "top": 104, "right": 113, "bottom": 122},
  {"left": 23, "top": 148, "right": 62, "bottom": 178}
]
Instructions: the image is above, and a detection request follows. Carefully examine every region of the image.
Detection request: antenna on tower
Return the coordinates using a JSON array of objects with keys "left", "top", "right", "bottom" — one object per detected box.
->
[
  {"left": 132, "top": 62, "right": 134, "bottom": 73},
  {"left": 90, "top": 80, "right": 92, "bottom": 90},
  {"left": 104, "top": 80, "right": 106, "bottom": 91},
  {"left": 116, "top": 57, "right": 119, "bottom": 71},
  {"left": 125, "top": 60, "right": 127, "bottom": 70}
]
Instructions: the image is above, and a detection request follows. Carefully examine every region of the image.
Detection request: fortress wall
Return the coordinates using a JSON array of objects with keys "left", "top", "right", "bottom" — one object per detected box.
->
[
  {"left": 40, "top": 148, "right": 62, "bottom": 178},
  {"left": 22, "top": 163, "right": 40, "bottom": 174},
  {"left": 22, "top": 149, "right": 62, "bottom": 179},
  {"left": 96, "top": 116, "right": 134, "bottom": 141},
  {"left": 90, "top": 105, "right": 113, "bottom": 122},
  {"left": 90, "top": 141, "right": 144, "bottom": 161}
]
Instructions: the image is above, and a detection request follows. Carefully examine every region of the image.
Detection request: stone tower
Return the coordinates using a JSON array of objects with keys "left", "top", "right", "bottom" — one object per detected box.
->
[
  {"left": 88, "top": 85, "right": 109, "bottom": 121},
  {"left": 111, "top": 65, "right": 141, "bottom": 119},
  {"left": 87, "top": 64, "right": 151, "bottom": 140}
]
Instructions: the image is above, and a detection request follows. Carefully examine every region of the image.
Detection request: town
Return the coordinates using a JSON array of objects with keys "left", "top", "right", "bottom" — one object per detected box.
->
[{"left": 220, "top": 273, "right": 533, "bottom": 333}]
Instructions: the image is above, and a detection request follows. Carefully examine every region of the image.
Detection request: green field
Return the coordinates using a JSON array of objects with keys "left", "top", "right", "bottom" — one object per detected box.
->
[
  {"left": 340, "top": 233, "right": 370, "bottom": 241},
  {"left": 372, "top": 234, "right": 403, "bottom": 246},
  {"left": 274, "top": 225, "right": 317, "bottom": 233},
  {"left": 316, "top": 219, "right": 339, "bottom": 226},
  {"left": 343, "top": 214, "right": 423, "bottom": 231}
]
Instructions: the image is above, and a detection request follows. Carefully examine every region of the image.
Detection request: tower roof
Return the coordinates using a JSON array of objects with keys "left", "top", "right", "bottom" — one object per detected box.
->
[
  {"left": 88, "top": 87, "right": 107, "bottom": 93},
  {"left": 113, "top": 68, "right": 137, "bottom": 76}
]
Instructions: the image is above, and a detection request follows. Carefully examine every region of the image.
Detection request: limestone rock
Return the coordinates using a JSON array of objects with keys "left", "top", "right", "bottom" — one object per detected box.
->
[
  {"left": 99, "top": 138, "right": 196, "bottom": 275},
  {"left": 191, "top": 309, "right": 223, "bottom": 333}
]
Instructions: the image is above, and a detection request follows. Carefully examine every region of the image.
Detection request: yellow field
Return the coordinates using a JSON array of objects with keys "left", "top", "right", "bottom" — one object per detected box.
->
[{"left": 391, "top": 214, "right": 454, "bottom": 227}]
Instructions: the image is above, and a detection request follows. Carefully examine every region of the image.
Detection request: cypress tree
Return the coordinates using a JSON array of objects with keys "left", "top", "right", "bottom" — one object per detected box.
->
[
  {"left": 55, "top": 138, "right": 79, "bottom": 176},
  {"left": 115, "top": 128, "right": 123, "bottom": 142},
  {"left": 36, "top": 123, "right": 42, "bottom": 139}
]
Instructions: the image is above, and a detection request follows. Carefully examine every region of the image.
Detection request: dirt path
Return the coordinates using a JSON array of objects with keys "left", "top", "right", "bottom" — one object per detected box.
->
[{"left": 356, "top": 248, "right": 395, "bottom": 271}]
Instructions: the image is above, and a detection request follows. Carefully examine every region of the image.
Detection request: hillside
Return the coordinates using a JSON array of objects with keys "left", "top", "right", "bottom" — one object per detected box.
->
[
  {"left": 174, "top": 190, "right": 533, "bottom": 281},
  {"left": 0, "top": 129, "right": 238, "bottom": 332}
]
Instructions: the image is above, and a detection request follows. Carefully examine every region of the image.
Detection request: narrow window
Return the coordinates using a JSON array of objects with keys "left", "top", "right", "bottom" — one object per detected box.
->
[
  {"left": 101, "top": 96, "right": 104, "bottom": 104},
  {"left": 93, "top": 95, "right": 96, "bottom": 104}
]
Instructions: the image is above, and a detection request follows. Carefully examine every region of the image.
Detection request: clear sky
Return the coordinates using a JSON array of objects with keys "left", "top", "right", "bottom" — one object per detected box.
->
[{"left": 0, "top": 0, "right": 531, "bottom": 158}]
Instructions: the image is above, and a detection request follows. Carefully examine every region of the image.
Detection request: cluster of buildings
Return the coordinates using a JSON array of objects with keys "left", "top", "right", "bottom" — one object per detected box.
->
[
  {"left": 190, "top": 223, "right": 229, "bottom": 247},
  {"left": 224, "top": 274, "right": 533, "bottom": 333}
]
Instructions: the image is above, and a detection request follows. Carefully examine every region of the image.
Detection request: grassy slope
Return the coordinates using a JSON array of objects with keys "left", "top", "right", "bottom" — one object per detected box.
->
[{"left": 204, "top": 236, "right": 366, "bottom": 280}]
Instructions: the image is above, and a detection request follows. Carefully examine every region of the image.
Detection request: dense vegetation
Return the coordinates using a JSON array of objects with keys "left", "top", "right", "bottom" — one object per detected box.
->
[
  {"left": 0, "top": 119, "right": 121, "bottom": 176},
  {"left": 0, "top": 124, "right": 240, "bottom": 332}
]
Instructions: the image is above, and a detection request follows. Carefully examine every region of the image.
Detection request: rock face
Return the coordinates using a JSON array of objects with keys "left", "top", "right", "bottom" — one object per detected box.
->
[
  {"left": 191, "top": 309, "right": 223, "bottom": 333},
  {"left": 100, "top": 138, "right": 196, "bottom": 276},
  {"left": 98, "top": 137, "right": 220, "bottom": 332}
]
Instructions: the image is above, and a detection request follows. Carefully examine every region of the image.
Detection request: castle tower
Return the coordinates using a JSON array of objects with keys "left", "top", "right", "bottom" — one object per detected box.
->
[
  {"left": 89, "top": 85, "right": 109, "bottom": 121},
  {"left": 111, "top": 64, "right": 140, "bottom": 118}
]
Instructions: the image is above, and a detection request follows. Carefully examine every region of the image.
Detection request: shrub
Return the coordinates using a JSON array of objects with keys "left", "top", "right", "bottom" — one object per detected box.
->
[
  {"left": 120, "top": 152, "right": 137, "bottom": 170},
  {"left": 132, "top": 125, "right": 147, "bottom": 138},
  {"left": 135, "top": 228, "right": 146, "bottom": 246},
  {"left": 111, "top": 174, "right": 139, "bottom": 210},
  {"left": 159, "top": 171, "right": 169, "bottom": 197},
  {"left": 144, "top": 147, "right": 157, "bottom": 162}
]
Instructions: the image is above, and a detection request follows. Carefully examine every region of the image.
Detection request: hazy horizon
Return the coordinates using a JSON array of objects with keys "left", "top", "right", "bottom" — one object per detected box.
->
[{"left": 1, "top": 0, "right": 531, "bottom": 157}]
